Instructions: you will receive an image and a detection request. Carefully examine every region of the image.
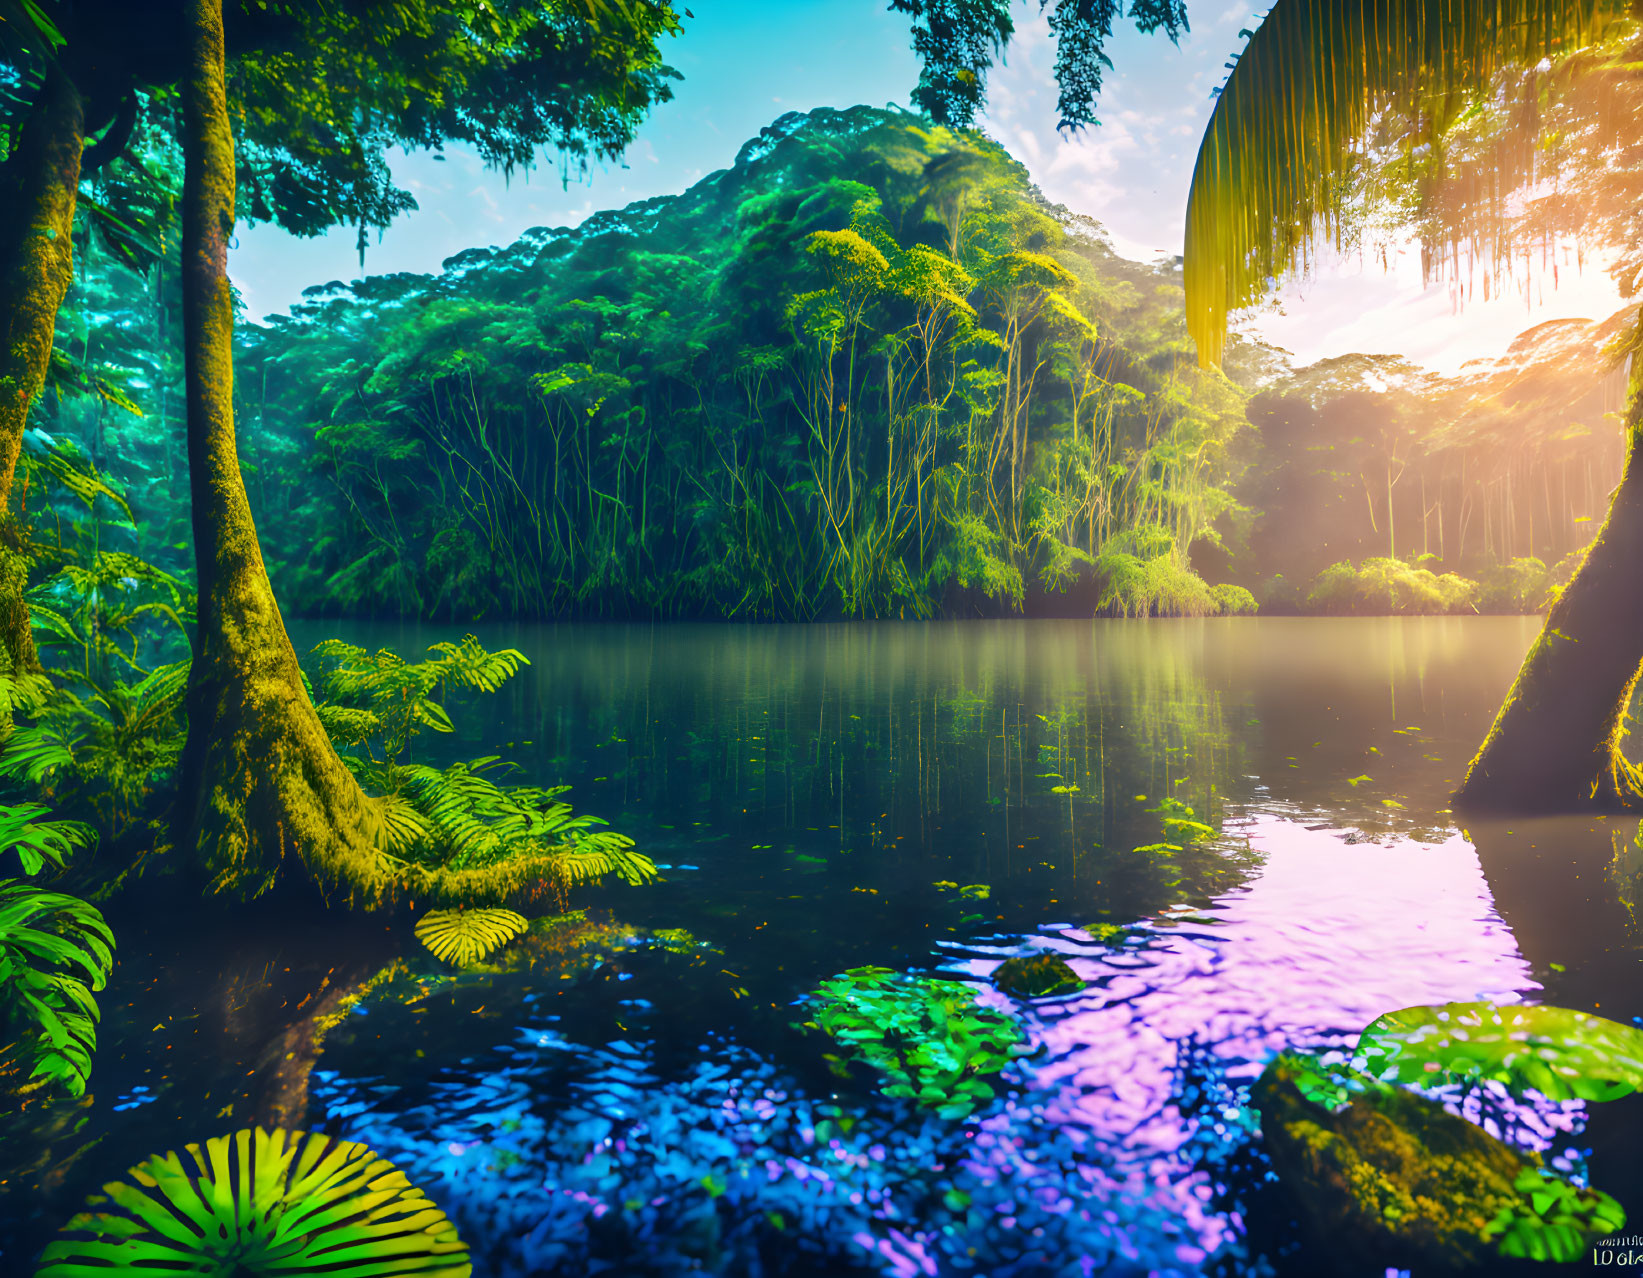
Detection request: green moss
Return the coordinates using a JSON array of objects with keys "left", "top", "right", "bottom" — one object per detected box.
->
[
  {"left": 992, "top": 953, "right": 1084, "bottom": 997},
  {"left": 1255, "top": 1053, "right": 1623, "bottom": 1270}
]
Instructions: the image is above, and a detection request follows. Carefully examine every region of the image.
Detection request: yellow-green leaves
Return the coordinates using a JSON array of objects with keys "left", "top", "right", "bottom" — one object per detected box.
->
[
  {"left": 1356, "top": 1000, "right": 1643, "bottom": 1101},
  {"left": 415, "top": 906, "right": 528, "bottom": 966},
  {"left": 38, "top": 1127, "right": 472, "bottom": 1277}
]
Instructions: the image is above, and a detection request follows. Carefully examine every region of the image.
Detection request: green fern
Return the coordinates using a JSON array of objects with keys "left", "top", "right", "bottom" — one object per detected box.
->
[
  {"left": 312, "top": 635, "right": 528, "bottom": 762},
  {"left": 310, "top": 636, "right": 651, "bottom": 910},
  {"left": 20, "top": 435, "right": 134, "bottom": 522}
]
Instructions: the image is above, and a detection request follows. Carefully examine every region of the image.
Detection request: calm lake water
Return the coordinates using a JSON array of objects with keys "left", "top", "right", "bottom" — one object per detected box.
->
[{"left": 6, "top": 617, "right": 1641, "bottom": 1276}]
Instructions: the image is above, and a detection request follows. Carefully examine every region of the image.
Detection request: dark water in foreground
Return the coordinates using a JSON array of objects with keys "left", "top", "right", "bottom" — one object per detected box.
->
[{"left": 6, "top": 617, "right": 1642, "bottom": 1275}]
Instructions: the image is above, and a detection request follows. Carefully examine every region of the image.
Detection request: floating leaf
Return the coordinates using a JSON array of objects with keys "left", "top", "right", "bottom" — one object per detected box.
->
[{"left": 1356, "top": 1002, "right": 1643, "bottom": 1102}]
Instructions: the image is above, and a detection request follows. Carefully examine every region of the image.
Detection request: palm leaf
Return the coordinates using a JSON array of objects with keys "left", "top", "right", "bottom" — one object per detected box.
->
[
  {"left": 414, "top": 907, "right": 528, "bottom": 966},
  {"left": 0, "top": 878, "right": 114, "bottom": 1097},
  {"left": 0, "top": 801, "right": 96, "bottom": 876},
  {"left": 37, "top": 1127, "right": 472, "bottom": 1277},
  {"left": 1184, "top": 0, "right": 1629, "bottom": 366}
]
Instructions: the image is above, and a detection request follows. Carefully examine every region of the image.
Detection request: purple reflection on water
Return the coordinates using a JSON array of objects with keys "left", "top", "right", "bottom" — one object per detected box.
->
[{"left": 949, "top": 815, "right": 1546, "bottom": 1267}]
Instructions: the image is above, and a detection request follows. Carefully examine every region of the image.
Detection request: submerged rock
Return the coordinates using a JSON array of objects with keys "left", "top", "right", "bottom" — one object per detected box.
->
[
  {"left": 992, "top": 954, "right": 1083, "bottom": 998},
  {"left": 1254, "top": 1054, "right": 1620, "bottom": 1271}
]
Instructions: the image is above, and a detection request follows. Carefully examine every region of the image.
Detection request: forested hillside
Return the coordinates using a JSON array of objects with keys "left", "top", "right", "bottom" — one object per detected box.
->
[
  {"left": 45, "top": 105, "right": 1260, "bottom": 620},
  {"left": 37, "top": 104, "right": 1621, "bottom": 621}
]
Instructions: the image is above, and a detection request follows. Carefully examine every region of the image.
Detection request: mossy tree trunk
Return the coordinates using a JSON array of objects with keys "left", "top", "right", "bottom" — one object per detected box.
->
[
  {"left": 0, "top": 67, "right": 85, "bottom": 674},
  {"left": 1455, "top": 388, "right": 1643, "bottom": 813},
  {"left": 175, "top": 0, "right": 392, "bottom": 904}
]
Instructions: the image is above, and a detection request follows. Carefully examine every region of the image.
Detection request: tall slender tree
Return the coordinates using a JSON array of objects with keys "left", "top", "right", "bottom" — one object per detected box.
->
[{"left": 2, "top": 0, "right": 684, "bottom": 897}]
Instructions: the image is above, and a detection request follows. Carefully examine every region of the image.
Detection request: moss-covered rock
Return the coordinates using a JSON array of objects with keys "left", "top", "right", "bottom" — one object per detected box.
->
[
  {"left": 992, "top": 953, "right": 1083, "bottom": 998},
  {"left": 1254, "top": 1054, "right": 1621, "bottom": 1271}
]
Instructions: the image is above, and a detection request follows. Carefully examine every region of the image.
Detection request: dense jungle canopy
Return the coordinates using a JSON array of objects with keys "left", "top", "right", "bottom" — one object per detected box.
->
[{"left": 32, "top": 105, "right": 1627, "bottom": 625}]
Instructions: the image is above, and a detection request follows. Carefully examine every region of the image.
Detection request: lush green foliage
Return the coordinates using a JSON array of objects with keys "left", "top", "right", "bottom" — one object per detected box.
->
[
  {"left": 312, "top": 636, "right": 654, "bottom": 906},
  {"left": 0, "top": 871, "right": 113, "bottom": 1098},
  {"left": 37, "top": 1126, "right": 472, "bottom": 1277},
  {"left": 1305, "top": 558, "right": 1478, "bottom": 616},
  {"left": 802, "top": 965, "right": 1028, "bottom": 1118},
  {"left": 1483, "top": 1166, "right": 1627, "bottom": 1262},
  {"left": 1183, "top": 0, "right": 1630, "bottom": 365},
  {"left": 1355, "top": 1001, "right": 1643, "bottom": 1103},
  {"left": 129, "top": 107, "right": 1247, "bottom": 622}
]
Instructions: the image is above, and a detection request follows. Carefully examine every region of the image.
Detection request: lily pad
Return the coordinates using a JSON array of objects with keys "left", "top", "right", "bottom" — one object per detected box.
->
[{"left": 1356, "top": 1002, "right": 1643, "bottom": 1102}]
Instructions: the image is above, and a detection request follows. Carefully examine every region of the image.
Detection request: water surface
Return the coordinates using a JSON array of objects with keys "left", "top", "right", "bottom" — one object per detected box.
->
[{"left": 8, "top": 617, "right": 1641, "bottom": 1276}]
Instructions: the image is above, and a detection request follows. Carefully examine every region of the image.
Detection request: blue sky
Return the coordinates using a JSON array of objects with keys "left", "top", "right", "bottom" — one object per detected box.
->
[{"left": 229, "top": 1, "right": 1623, "bottom": 374}]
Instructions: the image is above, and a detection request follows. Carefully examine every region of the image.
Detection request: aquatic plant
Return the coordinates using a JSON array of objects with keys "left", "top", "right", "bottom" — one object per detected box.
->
[
  {"left": 36, "top": 1126, "right": 471, "bottom": 1277},
  {"left": 1484, "top": 1166, "right": 1627, "bottom": 1262},
  {"left": 0, "top": 878, "right": 113, "bottom": 1097},
  {"left": 991, "top": 953, "right": 1083, "bottom": 998},
  {"left": 415, "top": 907, "right": 528, "bottom": 967},
  {"left": 1355, "top": 1001, "right": 1643, "bottom": 1102},
  {"left": 802, "top": 965, "right": 1028, "bottom": 1118}
]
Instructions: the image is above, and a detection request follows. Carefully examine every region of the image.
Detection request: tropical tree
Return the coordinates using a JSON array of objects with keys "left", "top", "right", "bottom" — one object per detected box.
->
[
  {"left": 1181, "top": 0, "right": 1643, "bottom": 813},
  {"left": 163, "top": 0, "right": 683, "bottom": 900}
]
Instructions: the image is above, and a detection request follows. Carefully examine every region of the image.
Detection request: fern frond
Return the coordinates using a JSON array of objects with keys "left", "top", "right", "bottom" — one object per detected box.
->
[
  {"left": 546, "top": 834, "right": 659, "bottom": 888},
  {"left": 0, "top": 724, "right": 80, "bottom": 785},
  {"left": 315, "top": 705, "right": 383, "bottom": 749},
  {"left": 24, "top": 439, "right": 134, "bottom": 522},
  {"left": 414, "top": 907, "right": 528, "bottom": 966},
  {"left": 425, "top": 635, "right": 530, "bottom": 693},
  {"left": 377, "top": 794, "right": 433, "bottom": 854}
]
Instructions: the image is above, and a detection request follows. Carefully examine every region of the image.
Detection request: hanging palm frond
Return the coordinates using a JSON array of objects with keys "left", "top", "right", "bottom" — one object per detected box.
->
[
  {"left": 414, "top": 906, "right": 528, "bottom": 966},
  {"left": 37, "top": 1127, "right": 471, "bottom": 1277},
  {"left": 1184, "top": 0, "right": 1630, "bottom": 367}
]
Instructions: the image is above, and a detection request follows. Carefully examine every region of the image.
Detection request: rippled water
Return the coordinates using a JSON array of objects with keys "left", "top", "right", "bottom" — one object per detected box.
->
[{"left": 6, "top": 617, "right": 1641, "bottom": 1275}]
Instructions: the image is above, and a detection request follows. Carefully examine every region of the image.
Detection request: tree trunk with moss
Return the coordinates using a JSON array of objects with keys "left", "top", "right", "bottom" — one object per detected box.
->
[
  {"left": 175, "top": 0, "right": 392, "bottom": 904},
  {"left": 0, "top": 67, "right": 85, "bottom": 674},
  {"left": 1455, "top": 394, "right": 1643, "bottom": 814}
]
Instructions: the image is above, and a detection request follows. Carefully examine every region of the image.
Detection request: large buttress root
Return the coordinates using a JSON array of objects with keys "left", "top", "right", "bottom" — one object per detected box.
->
[
  {"left": 0, "top": 67, "right": 84, "bottom": 673},
  {"left": 1456, "top": 406, "right": 1643, "bottom": 814},
  {"left": 175, "top": 0, "right": 390, "bottom": 904}
]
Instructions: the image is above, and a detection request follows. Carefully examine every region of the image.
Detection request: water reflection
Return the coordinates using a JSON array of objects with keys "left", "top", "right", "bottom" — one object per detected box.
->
[
  {"left": 11, "top": 617, "right": 1643, "bottom": 1276},
  {"left": 944, "top": 816, "right": 1543, "bottom": 1266}
]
